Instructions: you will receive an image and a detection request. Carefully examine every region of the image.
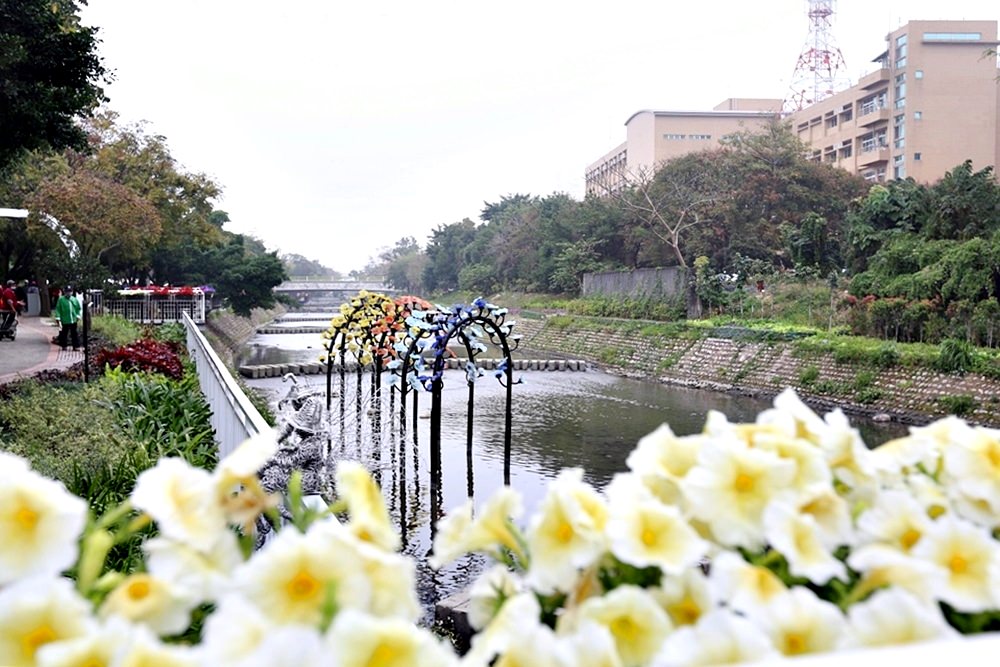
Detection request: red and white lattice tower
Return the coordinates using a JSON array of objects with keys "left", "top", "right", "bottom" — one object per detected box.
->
[{"left": 784, "top": 0, "right": 851, "bottom": 113}]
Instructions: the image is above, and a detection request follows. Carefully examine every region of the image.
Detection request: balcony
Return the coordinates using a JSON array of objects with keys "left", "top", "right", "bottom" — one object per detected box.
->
[
  {"left": 859, "top": 67, "right": 890, "bottom": 89},
  {"left": 858, "top": 107, "right": 890, "bottom": 127},
  {"left": 858, "top": 146, "right": 890, "bottom": 167}
]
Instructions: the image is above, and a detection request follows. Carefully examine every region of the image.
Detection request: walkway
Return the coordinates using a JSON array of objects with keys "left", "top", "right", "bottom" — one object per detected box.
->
[{"left": 0, "top": 315, "right": 84, "bottom": 384}]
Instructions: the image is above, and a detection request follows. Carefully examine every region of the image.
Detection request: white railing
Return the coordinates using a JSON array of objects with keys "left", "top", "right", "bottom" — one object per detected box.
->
[
  {"left": 91, "top": 292, "right": 206, "bottom": 324},
  {"left": 182, "top": 312, "right": 271, "bottom": 459}
]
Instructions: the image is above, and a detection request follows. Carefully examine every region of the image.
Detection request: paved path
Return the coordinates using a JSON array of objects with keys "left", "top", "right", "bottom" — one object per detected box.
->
[{"left": 0, "top": 315, "right": 84, "bottom": 384}]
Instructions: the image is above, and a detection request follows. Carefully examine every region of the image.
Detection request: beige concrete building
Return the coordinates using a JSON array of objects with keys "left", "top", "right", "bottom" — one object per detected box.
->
[
  {"left": 586, "top": 20, "right": 1000, "bottom": 192},
  {"left": 790, "top": 20, "right": 1000, "bottom": 182},
  {"left": 585, "top": 100, "right": 781, "bottom": 195}
]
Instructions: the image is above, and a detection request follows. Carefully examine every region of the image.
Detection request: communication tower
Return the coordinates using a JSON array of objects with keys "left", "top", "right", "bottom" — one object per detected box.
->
[{"left": 784, "top": 0, "right": 851, "bottom": 113}]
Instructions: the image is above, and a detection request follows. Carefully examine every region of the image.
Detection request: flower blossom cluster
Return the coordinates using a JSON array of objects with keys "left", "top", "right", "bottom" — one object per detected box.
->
[
  {"left": 0, "top": 432, "right": 455, "bottom": 667},
  {"left": 2, "top": 389, "right": 1000, "bottom": 666},
  {"left": 433, "top": 389, "right": 1000, "bottom": 666}
]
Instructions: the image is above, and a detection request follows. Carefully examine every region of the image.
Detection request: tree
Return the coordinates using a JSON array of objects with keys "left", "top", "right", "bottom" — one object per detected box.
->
[
  {"left": 0, "top": 0, "right": 108, "bottom": 172},
  {"left": 210, "top": 236, "right": 288, "bottom": 317},
  {"left": 423, "top": 219, "right": 478, "bottom": 292},
  {"left": 596, "top": 151, "right": 728, "bottom": 269},
  {"left": 281, "top": 253, "right": 339, "bottom": 278},
  {"left": 27, "top": 170, "right": 162, "bottom": 277}
]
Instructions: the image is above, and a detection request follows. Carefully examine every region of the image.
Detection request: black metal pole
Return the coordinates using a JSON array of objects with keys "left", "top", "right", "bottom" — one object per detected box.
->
[{"left": 82, "top": 300, "right": 90, "bottom": 383}]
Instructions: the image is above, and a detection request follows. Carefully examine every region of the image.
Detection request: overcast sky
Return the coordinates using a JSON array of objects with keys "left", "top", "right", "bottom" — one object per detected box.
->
[{"left": 79, "top": 1, "right": 999, "bottom": 273}]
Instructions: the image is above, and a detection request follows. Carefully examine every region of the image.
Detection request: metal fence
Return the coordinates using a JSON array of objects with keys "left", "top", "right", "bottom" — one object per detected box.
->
[
  {"left": 91, "top": 292, "right": 206, "bottom": 324},
  {"left": 182, "top": 312, "right": 271, "bottom": 459}
]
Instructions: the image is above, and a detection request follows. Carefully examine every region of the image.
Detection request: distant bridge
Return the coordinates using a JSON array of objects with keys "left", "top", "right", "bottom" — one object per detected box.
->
[{"left": 274, "top": 280, "right": 398, "bottom": 310}]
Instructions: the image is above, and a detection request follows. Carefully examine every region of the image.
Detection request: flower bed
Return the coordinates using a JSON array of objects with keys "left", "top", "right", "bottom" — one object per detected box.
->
[{"left": 2, "top": 390, "right": 999, "bottom": 665}]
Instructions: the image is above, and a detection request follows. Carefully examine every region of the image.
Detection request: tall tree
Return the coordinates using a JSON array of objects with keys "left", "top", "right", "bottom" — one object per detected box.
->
[{"left": 0, "top": 0, "right": 108, "bottom": 172}]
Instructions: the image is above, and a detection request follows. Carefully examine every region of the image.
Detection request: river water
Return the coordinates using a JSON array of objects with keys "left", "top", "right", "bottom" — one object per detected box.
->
[{"left": 240, "top": 316, "right": 907, "bottom": 622}]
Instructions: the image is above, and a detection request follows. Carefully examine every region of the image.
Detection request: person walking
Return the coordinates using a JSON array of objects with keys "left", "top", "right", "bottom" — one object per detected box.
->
[{"left": 55, "top": 285, "right": 81, "bottom": 350}]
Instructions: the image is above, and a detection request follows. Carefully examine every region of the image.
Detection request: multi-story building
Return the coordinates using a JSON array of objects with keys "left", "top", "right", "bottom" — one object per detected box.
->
[
  {"left": 585, "top": 99, "right": 782, "bottom": 195},
  {"left": 586, "top": 20, "right": 1000, "bottom": 191}
]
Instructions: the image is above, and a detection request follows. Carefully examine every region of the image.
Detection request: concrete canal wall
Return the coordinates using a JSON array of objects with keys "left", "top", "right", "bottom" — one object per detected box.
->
[
  {"left": 202, "top": 305, "right": 287, "bottom": 367},
  {"left": 514, "top": 316, "right": 1000, "bottom": 428}
]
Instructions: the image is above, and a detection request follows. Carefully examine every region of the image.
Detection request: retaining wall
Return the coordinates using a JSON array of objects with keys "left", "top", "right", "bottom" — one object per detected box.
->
[
  {"left": 514, "top": 317, "right": 1000, "bottom": 427},
  {"left": 202, "top": 305, "right": 287, "bottom": 367}
]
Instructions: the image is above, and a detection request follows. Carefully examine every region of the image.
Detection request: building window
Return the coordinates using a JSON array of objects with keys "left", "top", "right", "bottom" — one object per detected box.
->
[
  {"left": 859, "top": 91, "right": 887, "bottom": 115},
  {"left": 914, "top": 111, "right": 922, "bottom": 120},
  {"left": 664, "top": 134, "right": 686, "bottom": 140},
  {"left": 923, "top": 32, "right": 982, "bottom": 41},
  {"left": 689, "top": 134, "right": 712, "bottom": 140},
  {"left": 914, "top": 152, "right": 921, "bottom": 161},
  {"left": 915, "top": 69, "right": 923, "bottom": 79},
  {"left": 893, "top": 154, "right": 905, "bottom": 179}
]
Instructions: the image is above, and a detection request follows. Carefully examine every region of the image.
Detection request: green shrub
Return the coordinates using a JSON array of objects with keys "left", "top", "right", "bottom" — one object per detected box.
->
[
  {"left": 853, "top": 370, "right": 876, "bottom": 391},
  {"left": 814, "top": 379, "right": 841, "bottom": 394},
  {"left": 798, "top": 366, "right": 820, "bottom": 386},
  {"left": 151, "top": 321, "right": 186, "bottom": 345},
  {"left": 104, "top": 368, "right": 216, "bottom": 467},
  {"left": 937, "top": 394, "right": 979, "bottom": 416},
  {"left": 855, "top": 386, "right": 884, "bottom": 404},
  {"left": 874, "top": 342, "right": 901, "bottom": 368},
  {"left": 545, "top": 315, "right": 574, "bottom": 330},
  {"left": 936, "top": 339, "right": 975, "bottom": 374},
  {"left": 91, "top": 315, "right": 143, "bottom": 347}
]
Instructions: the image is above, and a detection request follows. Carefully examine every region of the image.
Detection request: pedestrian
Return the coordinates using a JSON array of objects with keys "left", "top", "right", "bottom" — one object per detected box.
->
[
  {"left": 55, "top": 285, "right": 82, "bottom": 350},
  {"left": 1, "top": 281, "right": 17, "bottom": 332}
]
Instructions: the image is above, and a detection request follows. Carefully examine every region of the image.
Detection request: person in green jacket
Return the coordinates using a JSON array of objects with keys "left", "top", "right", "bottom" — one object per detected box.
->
[{"left": 55, "top": 286, "right": 82, "bottom": 350}]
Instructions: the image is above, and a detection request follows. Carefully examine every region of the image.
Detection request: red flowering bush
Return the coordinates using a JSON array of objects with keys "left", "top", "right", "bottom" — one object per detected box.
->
[{"left": 94, "top": 339, "right": 183, "bottom": 379}]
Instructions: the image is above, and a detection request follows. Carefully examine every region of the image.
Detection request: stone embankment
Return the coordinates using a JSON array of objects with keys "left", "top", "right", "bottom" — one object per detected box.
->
[
  {"left": 202, "top": 305, "right": 287, "bottom": 367},
  {"left": 513, "top": 316, "right": 1000, "bottom": 428},
  {"left": 237, "top": 356, "right": 589, "bottom": 379}
]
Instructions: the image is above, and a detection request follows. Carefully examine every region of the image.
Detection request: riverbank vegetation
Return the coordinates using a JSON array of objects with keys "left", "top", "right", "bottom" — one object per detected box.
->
[{"left": 0, "top": 315, "right": 216, "bottom": 569}]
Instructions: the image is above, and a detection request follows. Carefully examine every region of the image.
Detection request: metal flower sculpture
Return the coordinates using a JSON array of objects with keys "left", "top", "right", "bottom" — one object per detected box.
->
[{"left": 391, "top": 296, "right": 522, "bottom": 486}]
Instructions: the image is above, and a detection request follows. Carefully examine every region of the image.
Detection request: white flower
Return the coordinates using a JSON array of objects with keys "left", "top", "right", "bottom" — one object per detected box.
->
[
  {"left": 943, "top": 427, "right": 1000, "bottom": 518},
  {"left": 857, "top": 488, "right": 932, "bottom": 552},
  {"left": 817, "top": 409, "right": 877, "bottom": 500},
  {"left": 842, "top": 588, "right": 958, "bottom": 648},
  {"left": 336, "top": 460, "right": 399, "bottom": 551},
  {"left": 910, "top": 514, "right": 1000, "bottom": 612},
  {"left": 349, "top": 535, "right": 422, "bottom": 621},
  {"left": 37, "top": 616, "right": 135, "bottom": 667},
  {"left": 464, "top": 593, "right": 541, "bottom": 666},
  {"left": 764, "top": 501, "right": 846, "bottom": 584},
  {"left": 759, "top": 388, "right": 828, "bottom": 444},
  {"left": 214, "top": 428, "right": 279, "bottom": 485},
  {"left": 846, "top": 546, "right": 945, "bottom": 604},
  {"left": 234, "top": 525, "right": 370, "bottom": 625},
  {"left": 0, "top": 460, "right": 87, "bottom": 585},
  {"left": 479, "top": 620, "right": 567, "bottom": 667},
  {"left": 626, "top": 424, "right": 702, "bottom": 505},
  {"left": 556, "top": 621, "right": 623, "bottom": 667},
  {"left": 131, "top": 457, "right": 226, "bottom": 552},
  {"left": 652, "top": 568, "right": 714, "bottom": 627},
  {"left": 99, "top": 573, "right": 196, "bottom": 636},
  {"left": 652, "top": 608, "right": 777, "bottom": 667},
  {"left": 430, "top": 487, "right": 525, "bottom": 568},
  {"left": 576, "top": 585, "right": 671, "bottom": 667},
  {"left": 235, "top": 624, "right": 327, "bottom": 667},
  {"left": 605, "top": 475, "right": 707, "bottom": 575},
  {"left": 682, "top": 438, "right": 796, "bottom": 549},
  {"left": 755, "top": 587, "right": 846, "bottom": 657},
  {"left": 213, "top": 429, "right": 280, "bottom": 530},
  {"left": 707, "top": 551, "right": 787, "bottom": 615},
  {"left": 468, "top": 565, "right": 523, "bottom": 631},
  {"left": 527, "top": 469, "right": 608, "bottom": 593},
  {"left": 198, "top": 595, "right": 271, "bottom": 666},
  {"left": 797, "top": 488, "right": 854, "bottom": 549},
  {"left": 326, "top": 609, "right": 457, "bottom": 667},
  {"left": 870, "top": 435, "right": 941, "bottom": 478},
  {"left": 143, "top": 532, "right": 243, "bottom": 603},
  {"left": 113, "top": 622, "right": 197, "bottom": 666},
  {"left": 0, "top": 577, "right": 94, "bottom": 667},
  {"left": 753, "top": 433, "right": 832, "bottom": 499}
]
